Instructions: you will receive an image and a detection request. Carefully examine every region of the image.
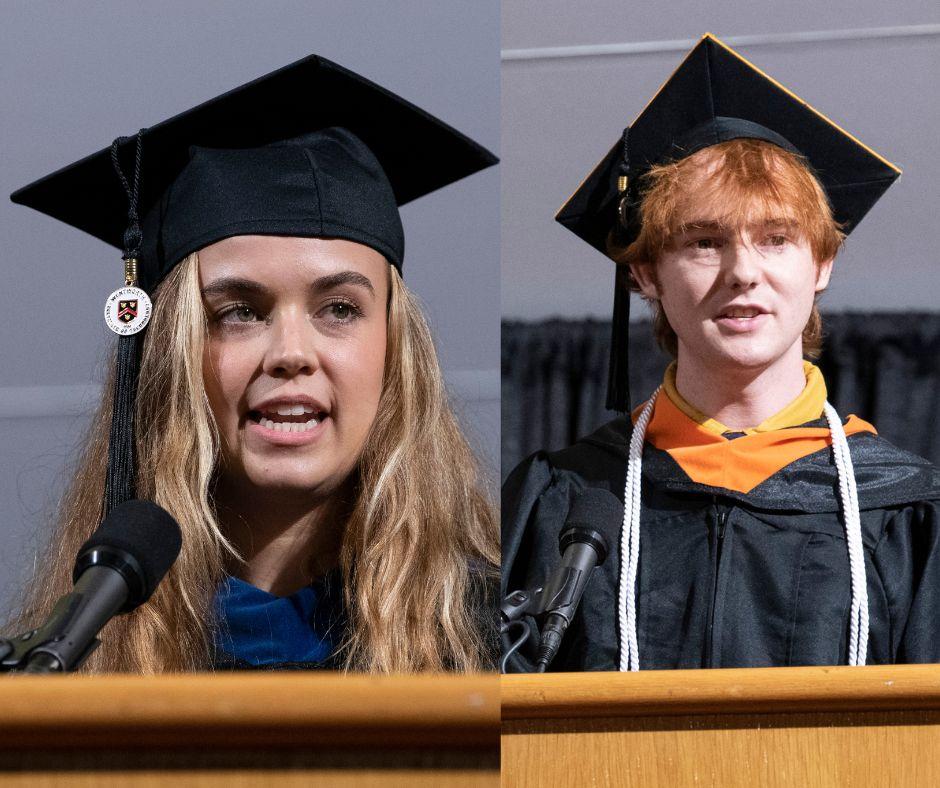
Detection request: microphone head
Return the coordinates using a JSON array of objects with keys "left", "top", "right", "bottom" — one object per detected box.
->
[
  {"left": 560, "top": 489, "right": 622, "bottom": 565},
  {"left": 559, "top": 527, "right": 611, "bottom": 566},
  {"left": 73, "top": 499, "right": 182, "bottom": 610}
]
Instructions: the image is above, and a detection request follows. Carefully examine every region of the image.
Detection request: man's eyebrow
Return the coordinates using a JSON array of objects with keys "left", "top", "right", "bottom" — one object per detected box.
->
[
  {"left": 759, "top": 217, "right": 799, "bottom": 227},
  {"left": 200, "top": 277, "right": 270, "bottom": 299},
  {"left": 678, "top": 219, "right": 725, "bottom": 232},
  {"left": 311, "top": 271, "right": 376, "bottom": 296},
  {"left": 676, "top": 217, "right": 799, "bottom": 233}
]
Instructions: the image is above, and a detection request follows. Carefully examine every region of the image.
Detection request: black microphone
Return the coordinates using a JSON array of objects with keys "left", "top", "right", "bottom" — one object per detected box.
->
[
  {"left": 12, "top": 500, "right": 182, "bottom": 673},
  {"left": 534, "top": 489, "right": 620, "bottom": 672}
]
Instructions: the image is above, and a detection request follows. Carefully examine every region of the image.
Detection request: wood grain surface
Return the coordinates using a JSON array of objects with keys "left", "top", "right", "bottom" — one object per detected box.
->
[
  {"left": 0, "top": 673, "right": 499, "bottom": 749},
  {"left": 502, "top": 664, "right": 940, "bottom": 717},
  {"left": 501, "top": 667, "right": 940, "bottom": 787},
  {"left": 0, "top": 771, "right": 496, "bottom": 788}
]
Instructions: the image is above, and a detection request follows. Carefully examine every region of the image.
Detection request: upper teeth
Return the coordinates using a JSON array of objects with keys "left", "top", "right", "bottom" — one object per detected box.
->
[
  {"left": 725, "top": 309, "right": 759, "bottom": 318},
  {"left": 255, "top": 403, "right": 322, "bottom": 433},
  {"left": 272, "top": 404, "right": 315, "bottom": 416}
]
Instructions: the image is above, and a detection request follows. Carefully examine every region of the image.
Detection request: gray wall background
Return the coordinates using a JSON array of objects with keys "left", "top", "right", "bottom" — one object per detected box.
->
[
  {"left": 502, "top": 5, "right": 939, "bottom": 320},
  {"left": 0, "top": 1, "right": 499, "bottom": 613}
]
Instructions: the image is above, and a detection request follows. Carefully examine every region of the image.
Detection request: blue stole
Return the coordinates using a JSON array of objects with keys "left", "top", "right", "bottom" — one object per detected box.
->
[{"left": 213, "top": 573, "right": 342, "bottom": 666}]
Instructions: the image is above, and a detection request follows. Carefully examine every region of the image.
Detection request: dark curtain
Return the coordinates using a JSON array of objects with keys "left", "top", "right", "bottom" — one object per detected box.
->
[{"left": 502, "top": 313, "right": 940, "bottom": 481}]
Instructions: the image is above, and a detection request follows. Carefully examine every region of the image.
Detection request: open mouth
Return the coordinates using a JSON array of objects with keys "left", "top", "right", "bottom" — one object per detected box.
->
[
  {"left": 247, "top": 404, "right": 328, "bottom": 434},
  {"left": 718, "top": 308, "right": 765, "bottom": 320}
]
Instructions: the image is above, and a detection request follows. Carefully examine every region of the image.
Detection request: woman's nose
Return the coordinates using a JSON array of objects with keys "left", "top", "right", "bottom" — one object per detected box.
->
[{"left": 261, "top": 312, "right": 319, "bottom": 378}]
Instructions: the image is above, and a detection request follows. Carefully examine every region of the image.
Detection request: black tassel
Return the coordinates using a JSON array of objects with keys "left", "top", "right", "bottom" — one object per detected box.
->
[
  {"left": 618, "top": 126, "right": 630, "bottom": 180},
  {"left": 616, "top": 126, "right": 631, "bottom": 221},
  {"left": 105, "top": 332, "right": 142, "bottom": 514},
  {"left": 607, "top": 125, "right": 636, "bottom": 411},
  {"left": 104, "top": 131, "right": 146, "bottom": 516},
  {"left": 606, "top": 265, "right": 632, "bottom": 412}
]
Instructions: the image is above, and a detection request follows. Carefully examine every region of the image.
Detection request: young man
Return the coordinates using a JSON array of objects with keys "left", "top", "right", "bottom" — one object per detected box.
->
[{"left": 502, "top": 35, "right": 940, "bottom": 671}]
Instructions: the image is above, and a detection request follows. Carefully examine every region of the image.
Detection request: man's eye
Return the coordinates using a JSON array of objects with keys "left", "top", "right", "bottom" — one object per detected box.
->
[
  {"left": 691, "top": 237, "right": 720, "bottom": 250},
  {"left": 767, "top": 234, "right": 789, "bottom": 247}
]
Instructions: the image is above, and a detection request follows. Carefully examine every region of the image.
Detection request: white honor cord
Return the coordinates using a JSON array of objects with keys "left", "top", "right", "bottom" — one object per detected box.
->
[
  {"left": 617, "top": 393, "right": 868, "bottom": 670},
  {"left": 823, "top": 401, "right": 869, "bottom": 666},
  {"left": 617, "top": 388, "right": 660, "bottom": 672}
]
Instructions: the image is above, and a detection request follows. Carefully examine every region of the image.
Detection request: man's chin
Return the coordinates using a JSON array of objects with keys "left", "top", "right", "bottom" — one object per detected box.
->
[{"left": 696, "top": 338, "right": 795, "bottom": 372}]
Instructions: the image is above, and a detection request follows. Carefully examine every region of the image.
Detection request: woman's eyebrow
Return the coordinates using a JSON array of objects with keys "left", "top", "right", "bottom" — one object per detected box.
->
[
  {"left": 311, "top": 271, "right": 376, "bottom": 296},
  {"left": 200, "top": 277, "right": 270, "bottom": 299},
  {"left": 200, "top": 271, "right": 377, "bottom": 299}
]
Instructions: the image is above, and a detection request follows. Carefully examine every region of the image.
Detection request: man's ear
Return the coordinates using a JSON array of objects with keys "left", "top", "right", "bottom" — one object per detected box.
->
[
  {"left": 629, "top": 262, "right": 659, "bottom": 299},
  {"left": 815, "top": 257, "right": 834, "bottom": 292}
]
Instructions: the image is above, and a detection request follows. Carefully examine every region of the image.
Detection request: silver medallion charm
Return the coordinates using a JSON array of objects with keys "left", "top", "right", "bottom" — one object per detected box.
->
[{"left": 104, "top": 286, "right": 152, "bottom": 335}]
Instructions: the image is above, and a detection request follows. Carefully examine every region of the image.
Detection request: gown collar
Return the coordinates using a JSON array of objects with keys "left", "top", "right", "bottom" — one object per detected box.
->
[
  {"left": 634, "top": 363, "right": 876, "bottom": 494},
  {"left": 212, "top": 572, "right": 343, "bottom": 667}
]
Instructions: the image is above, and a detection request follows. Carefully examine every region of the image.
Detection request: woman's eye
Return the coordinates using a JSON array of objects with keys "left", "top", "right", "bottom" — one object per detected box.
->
[
  {"left": 217, "top": 304, "right": 261, "bottom": 324},
  {"left": 322, "top": 300, "right": 362, "bottom": 323},
  {"left": 767, "top": 234, "right": 789, "bottom": 247}
]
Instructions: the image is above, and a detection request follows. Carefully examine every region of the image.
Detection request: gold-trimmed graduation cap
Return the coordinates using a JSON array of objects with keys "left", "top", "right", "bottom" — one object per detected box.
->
[
  {"left": 555, "top": 33, "right": 900, "bottom": 411},
  {"left": 10, "top": 54, "right": 498, "bottom": 518}
]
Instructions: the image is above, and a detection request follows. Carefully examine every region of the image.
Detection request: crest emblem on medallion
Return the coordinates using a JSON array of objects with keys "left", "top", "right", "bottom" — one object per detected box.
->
[
  {"left": 104, "top": 286, "right": 151, "bottom": 336},
  {"left": 117, "top": 300, "right": 138, "bottom": 323}
]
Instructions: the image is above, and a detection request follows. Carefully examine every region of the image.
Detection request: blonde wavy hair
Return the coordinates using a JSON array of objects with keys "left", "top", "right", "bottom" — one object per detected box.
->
[
  {"left": 610, "top": 139, "right": 845, "bottom": 359},
  {"left": 10, "top": 251, "right": 498, "bottom": 673}
]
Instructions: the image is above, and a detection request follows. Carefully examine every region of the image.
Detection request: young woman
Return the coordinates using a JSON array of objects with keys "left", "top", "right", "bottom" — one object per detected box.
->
[
  {"left": 502, "top": 35, "right": 940, "bottom": 671},
  {"left": 10, "top": 57, "right": 499, "bottom": 673}
]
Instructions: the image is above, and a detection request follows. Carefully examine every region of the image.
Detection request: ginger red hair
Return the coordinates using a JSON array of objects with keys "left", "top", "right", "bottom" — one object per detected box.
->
[{"left": 610, "top": 138, "right": 844, "bottom": 358}]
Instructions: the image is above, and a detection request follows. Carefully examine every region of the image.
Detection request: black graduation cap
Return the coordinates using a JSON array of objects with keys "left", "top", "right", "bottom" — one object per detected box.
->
[
  {"left": 9, "top": 53, "right": 498, "bottom": 518},
  {"left": 12, "top": 53, "right": 498, "bottom": 288},
  {"left": 555, "top": 33, "right": 900, "bottom": 411}
]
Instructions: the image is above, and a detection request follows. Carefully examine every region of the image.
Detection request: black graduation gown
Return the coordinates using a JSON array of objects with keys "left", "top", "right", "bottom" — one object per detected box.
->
[{"left": 502, "top": 416, "right": 940, "bottom": 671}]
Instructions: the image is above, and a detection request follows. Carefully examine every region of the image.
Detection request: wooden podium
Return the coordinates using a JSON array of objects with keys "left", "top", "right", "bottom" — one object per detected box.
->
[
  {"left": 502, "top": 665, "right": 940, "bottom": 787},
  {"left": 0, "top": 674, "right": 499, "bottom": 786}
]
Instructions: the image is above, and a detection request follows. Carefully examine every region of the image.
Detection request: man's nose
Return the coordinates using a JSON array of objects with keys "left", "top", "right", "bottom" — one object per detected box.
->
[
  {"left": 721, "top": 240, "right": 763, "bottom": 290},
  {"left": 261, "top": 311, "right": 319, "bottom": 378}
]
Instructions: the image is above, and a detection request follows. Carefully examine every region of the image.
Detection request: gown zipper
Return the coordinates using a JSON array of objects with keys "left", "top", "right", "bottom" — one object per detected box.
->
[{"left": 706, "top": 496, "right": 730, "bottom": 667}]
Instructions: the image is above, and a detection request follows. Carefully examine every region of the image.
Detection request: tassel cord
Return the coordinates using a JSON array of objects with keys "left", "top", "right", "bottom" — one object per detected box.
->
[
  {"left": 104, "top": 130, "right": 146, "bottom": 516},
  {"left": 110, "top": 131, "right": 144, "bottom": 260}
]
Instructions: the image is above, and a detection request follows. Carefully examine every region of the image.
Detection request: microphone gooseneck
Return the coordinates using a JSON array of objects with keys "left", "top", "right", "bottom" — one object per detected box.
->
[{"left": 533, "top": 489, "right": 620, "bottom": 672}]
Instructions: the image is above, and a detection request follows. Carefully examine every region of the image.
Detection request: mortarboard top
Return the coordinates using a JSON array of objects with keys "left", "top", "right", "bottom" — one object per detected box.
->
[
  {"left": 553, "top": 33, "right": 901, "bottom": 411},
  {"left": 11, "top": 53, "right": 498, "bottom": 289},
  {"left": 555, "top": 32, "right": 901, "bottom": 261}
]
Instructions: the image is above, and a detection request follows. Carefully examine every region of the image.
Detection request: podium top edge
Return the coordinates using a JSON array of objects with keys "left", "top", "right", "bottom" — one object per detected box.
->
[
  {"left": 0, "top": 673, "right": 500, "bottom": 750},
  {"left": 502, "top": 664, "right": 940, "bottom": 720}
]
